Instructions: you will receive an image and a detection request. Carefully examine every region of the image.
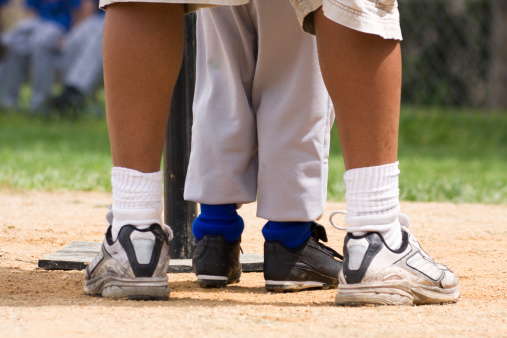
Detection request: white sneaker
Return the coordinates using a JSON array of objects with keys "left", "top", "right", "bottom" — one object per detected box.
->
[
  {"left": 333, "top": 213, "right": 460, "bottom": 306},
  {"left": 84, "top": 223, "right": 173, "bottom": 300}
]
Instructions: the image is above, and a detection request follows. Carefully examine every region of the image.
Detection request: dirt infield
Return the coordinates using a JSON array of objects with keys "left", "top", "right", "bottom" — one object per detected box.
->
[{"left": 0, "top": 190, "right": 506, "bottom": 337}]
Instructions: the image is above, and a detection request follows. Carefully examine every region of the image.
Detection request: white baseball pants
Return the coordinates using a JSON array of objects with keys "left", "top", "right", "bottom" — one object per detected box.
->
[{"left": 184, "top": 0, "right": 334, "bottom": 222}]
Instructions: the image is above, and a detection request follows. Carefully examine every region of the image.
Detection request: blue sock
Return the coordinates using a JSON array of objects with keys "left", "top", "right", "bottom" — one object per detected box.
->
[
  {"left": 262, "top": 221, "right": 312, "bottom": 249},
  {"left": 193, "top": 204, "right": 244, "bottom": 242}
]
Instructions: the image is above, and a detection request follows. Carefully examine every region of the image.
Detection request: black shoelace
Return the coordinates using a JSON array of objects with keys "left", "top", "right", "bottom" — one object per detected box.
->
[{"left": 310, "top": 222, "right": 344, "bottom": 260}]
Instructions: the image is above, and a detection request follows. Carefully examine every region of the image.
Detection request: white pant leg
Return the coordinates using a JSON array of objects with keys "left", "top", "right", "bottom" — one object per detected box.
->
[
  {"left": 63, "top": 15, "right": 105, "bottom": 94},
  {"left": 29, "top": 19, "right": 64, "bottom": 110},
  {"left": 185, "top": 0, "right": 332, "bottom": 221},
  {"left": 184, "top": 5, "right": 258, "bottom": 204},
  {"left": 251, "top": 0, "right": 332, "bottom": 221}
]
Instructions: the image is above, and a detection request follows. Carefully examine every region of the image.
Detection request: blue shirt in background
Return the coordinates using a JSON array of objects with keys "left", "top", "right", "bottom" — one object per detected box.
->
[
  {"left": 91, "top": 0, "right": 105, "bottom": 16},
  {"left": 0, "top": 0, "right": 9, "bottom": 7},
  {"left": 26, "top": 0, "right": 81, "bottom": 30}
]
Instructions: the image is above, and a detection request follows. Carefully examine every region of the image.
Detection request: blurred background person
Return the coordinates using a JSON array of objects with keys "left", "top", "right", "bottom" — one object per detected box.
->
[
  {"left": 0, "top": 0, "right": 81, "bottom": 112},
  {"left": 0, "top": 0, "right": 9, "bottom": 61},
  {"left": 51, "top": 0, "right": 104, "bottom": 115}
]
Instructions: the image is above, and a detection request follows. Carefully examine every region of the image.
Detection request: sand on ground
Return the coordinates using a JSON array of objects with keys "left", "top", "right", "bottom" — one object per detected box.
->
[{"left": 0, "top": 190, "right": 506, "bottom": 337}]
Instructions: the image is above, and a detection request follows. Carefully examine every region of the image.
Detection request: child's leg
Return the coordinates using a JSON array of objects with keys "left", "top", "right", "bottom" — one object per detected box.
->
[
  {"left": 184, "top": 5, "right": 258, "bottom": 210},
  {"left": 248, "top": 0, "right": 340, "bottom": 292},
  {"left": 189, "top": 1, "right": 341, "bottom": 291},
  {"left": 185, "top": 5, "right": 257, "bottom": 288},
  {"left": 252, "top": 0, "right": 332, "bottom": 228},
  {"left": 185, "top": 3, "right": 262, "bottom": 243}
]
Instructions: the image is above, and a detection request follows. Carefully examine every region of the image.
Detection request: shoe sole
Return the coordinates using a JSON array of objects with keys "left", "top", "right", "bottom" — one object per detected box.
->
[
  {"left": 196, "top": 275, "right": 240, "bottom": 288},
  {"left": 335, "top": 281, "right": 460, "bottom": 306},
  {"left": 84, "top": 274, "right": 170, "bottom": 300},
  {"left": 265, "top": 280, "right": 338, "bottom": 293}
]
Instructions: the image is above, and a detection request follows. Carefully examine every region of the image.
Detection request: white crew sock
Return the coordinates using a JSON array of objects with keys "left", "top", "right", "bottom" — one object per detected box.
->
[
  {"left": 344, "top": 162, "right": 402, "bottom": 250},
  {"left": 110, "top": 167, "right": 164, "bottom": 241}
]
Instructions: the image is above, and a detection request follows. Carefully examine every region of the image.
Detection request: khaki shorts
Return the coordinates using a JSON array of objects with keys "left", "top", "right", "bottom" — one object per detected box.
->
[
  {"left": 99, "top": 0, "right": 401, "bottom": 40},
  {"left": 98, "top": 0, "right": 248, "bottom": 13}
]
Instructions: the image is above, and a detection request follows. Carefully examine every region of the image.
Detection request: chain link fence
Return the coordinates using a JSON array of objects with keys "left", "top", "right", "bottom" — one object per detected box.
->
[
  {"left": 400, "top": 0, "right": 507, "bottom": 109},
  {"left": 1, "top": 0, "right": 506, "bottom": 110}
]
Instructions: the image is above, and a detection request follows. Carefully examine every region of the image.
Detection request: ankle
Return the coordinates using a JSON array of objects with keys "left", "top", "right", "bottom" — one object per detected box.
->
[
  {"left": 110, "top": 167, "right": 164, "bottom": 240},
  {"left": 262, "top": 221, "right": 312, "bottom": 249},
  {"left": 344, "top": 162, "right": 403, "bottom": 250},
  {"left": 193, "top": 203, "right": 244, "bottom": 242}
]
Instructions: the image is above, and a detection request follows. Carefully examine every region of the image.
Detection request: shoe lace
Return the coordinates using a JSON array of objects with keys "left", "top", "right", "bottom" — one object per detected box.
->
[
  {"left": 329, "top": 210, "right": 348, "bottom": 230},
  {"left": 310, "top": 222, "right": 343, "bottom": 260}
]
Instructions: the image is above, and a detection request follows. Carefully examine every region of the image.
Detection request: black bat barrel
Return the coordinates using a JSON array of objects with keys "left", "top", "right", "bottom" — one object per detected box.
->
[{"left": 164, "top": 14, "right": 198, "bottom": 259}]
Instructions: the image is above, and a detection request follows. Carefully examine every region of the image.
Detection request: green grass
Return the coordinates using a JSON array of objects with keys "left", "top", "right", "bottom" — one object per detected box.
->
[
  {"left": 328, "top": 106, "right": 507, "bottom": 203},
  {"left": 1, "top": 106, "right": 506, "bottom": 203},
  {"left": 0, "top": 112, "right": 111, "bottom": 191}
]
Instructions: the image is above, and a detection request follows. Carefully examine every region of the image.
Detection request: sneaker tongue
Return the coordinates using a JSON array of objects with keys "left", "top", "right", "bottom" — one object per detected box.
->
[
  {"left": 310, "top": 222, "right": 328, "bottom": 242},
  {"left": 398, "top": 213, "right": 410, "bottom": 228},
  {"left": 160, "top": 224, "right": 174, "bottom": 241}
]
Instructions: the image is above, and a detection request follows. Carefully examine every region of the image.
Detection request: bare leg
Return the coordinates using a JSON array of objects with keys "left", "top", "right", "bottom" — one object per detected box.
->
[
  {"left": 84, "top": 3, "right": 185, "bottom": 300},
  {"left": 314, "top": 8, "right": 401, "bottom": 170},
  {"left": 103, "top": 3, "right": 185, "bottom": 173},
  {"left": 315, "top": 9, "right": 460, "bottom": 306}
]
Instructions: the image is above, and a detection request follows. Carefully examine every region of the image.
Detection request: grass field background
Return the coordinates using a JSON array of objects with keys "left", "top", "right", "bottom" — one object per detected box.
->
[{"left": 1, "top": 106, "right": 506, "bottom": 203}]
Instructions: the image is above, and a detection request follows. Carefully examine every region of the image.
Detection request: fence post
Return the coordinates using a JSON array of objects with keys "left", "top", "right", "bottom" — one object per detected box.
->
[{"left": 164, "top": 14, "right": 198, "bottom": 260}]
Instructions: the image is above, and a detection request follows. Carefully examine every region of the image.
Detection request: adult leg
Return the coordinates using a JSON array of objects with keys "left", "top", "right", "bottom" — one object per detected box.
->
[
  {"left": 314, "top": 9, "right": 403, "bottom": 248},
  {"left": 105, "top": 2, "right": 184, "bottom": 239},
  {"left": 314, "top": 10, "right": 400, "bottom": 170},
  {"left": 311, "top": 3, "right": 459, "bottom": 306},
  {"left": 104, "top": 3, "right": 184, "bottom": 173},
  {"left": 83, "top": 3, "right": 185, "bottom": 300}
]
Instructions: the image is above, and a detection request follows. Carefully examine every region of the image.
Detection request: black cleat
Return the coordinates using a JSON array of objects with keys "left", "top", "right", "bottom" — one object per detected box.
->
[
  {"left": 264, "top": 222, "right": 343, "bottom": 292},
  {"left": 192, "top": 235, "right": 242, "bottom": 288}
]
